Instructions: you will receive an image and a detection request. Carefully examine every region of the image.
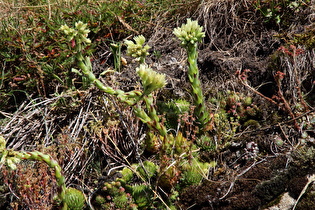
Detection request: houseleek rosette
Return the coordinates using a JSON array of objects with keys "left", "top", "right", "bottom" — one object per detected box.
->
[{"left": 173, "top": 19, "right": 210, "bottom": 131}]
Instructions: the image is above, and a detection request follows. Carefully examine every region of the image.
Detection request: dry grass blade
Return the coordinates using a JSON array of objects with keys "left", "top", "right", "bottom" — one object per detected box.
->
[{"left": 197, "top": 0, "right": 253, "bottom": 50}]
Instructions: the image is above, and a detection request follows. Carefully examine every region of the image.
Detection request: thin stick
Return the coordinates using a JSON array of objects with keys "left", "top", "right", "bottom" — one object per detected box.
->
[{"left": 219, "top": 159, "right": 266, "bottom": 200}]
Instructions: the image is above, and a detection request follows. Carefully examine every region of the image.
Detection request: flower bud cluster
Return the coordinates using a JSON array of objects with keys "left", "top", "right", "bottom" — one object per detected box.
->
[
  {"left": 60, "top": 21, "right": 91, "bottom": 44},
  {"left": 124, "top": 35, "right": 150, "bottom": 63},
  {"left": 136, "top": 64, "right": 166, "bottom": 95},
  {"left": 173, "top": 18, "right": 205, "bottom": 47},
  {"left": 0, "top": 136, "right": 21, "bottom": 170}
]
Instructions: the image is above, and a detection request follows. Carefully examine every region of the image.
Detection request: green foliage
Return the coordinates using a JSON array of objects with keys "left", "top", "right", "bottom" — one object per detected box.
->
[
  {"left": 120, "top": 167, "right": 134, "bottom": 183},
  {"left": 209, "top": 91, "right": 260, "bottom": 140},
  {"left": 253, "top": 0, "right": 310, "bottom": 25},
  {"left": 100, "top": 157, "right": 214, "bottom": 209},
  {"left": 196, "top": 134, "right": 216, "bottom": 151},
  {"left": 163, "top": 132, "right": 193, "bottom": 157},
  {"left": 180, "top": 159, "right": 212, "bottom": 187},
  {"left": 1, "top": 10, "right": 236, "bottom": 209},
  {"left": 97, "top": 181, "right": 135, "bottom": 209},
  {"left": 136, "top": 161, "right": 159, "bottom": 180},
  {"left": 158, "top": 99, "right": 191, "bottom": 130},
  {"left": 110, "top": 42, "right": 123, "bottom": 71},
  {"left": 0, "top": 0, "right": 189, "bottom": 108},
  {"left": 130, "top": 184, "right": 153, "bottom": 208}
]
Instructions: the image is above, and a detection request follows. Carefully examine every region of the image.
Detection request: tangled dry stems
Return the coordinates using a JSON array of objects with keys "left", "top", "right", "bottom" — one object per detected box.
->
[{"left": 0, "top": 89, "right": 144, "bottom": 208}]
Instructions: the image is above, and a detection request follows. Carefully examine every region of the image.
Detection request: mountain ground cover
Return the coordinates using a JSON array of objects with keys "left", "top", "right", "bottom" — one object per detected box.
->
[{"left": 0, "top": 0, "right": 315, "bottom": 209}]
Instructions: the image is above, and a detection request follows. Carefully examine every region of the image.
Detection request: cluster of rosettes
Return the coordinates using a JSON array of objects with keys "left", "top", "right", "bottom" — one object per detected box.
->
[
  {"left": 136, "top": 64, "right": 166, "bottom": 95},
  {"left": 60, "top": 21, "right": 91, "bottom": 44},
  {"left": 124, "top": 35, "right": 150, "bottom": 62},
  {"left": 244, "top": 141, "right": 259, "bottom": 160},
  {"left": 173, "top": 18, "right": 205, "bottom": 47}
]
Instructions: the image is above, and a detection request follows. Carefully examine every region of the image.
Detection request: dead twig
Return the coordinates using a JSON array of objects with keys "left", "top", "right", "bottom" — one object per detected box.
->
[{"left": 219, "top": 158, "right": 266, "bottom": 200}]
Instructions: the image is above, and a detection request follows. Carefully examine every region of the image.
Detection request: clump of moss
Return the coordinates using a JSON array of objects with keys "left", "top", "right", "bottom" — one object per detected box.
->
[
  {"left": 295, "top": 184, "right": 315, "bottom": 209},
  {"left": 291, "top": 25, "right": 315, "bottom": 49}
]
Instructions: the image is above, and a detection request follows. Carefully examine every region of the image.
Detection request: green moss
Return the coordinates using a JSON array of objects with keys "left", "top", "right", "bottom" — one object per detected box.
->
[
  {"left": 243, "top": 119, "right": 261, "bottom": 129},
  {"left": 254, "top": 174, "right": 289, "bottom": 202},
  {"left": 292, "top": 27, "right": 315, "bottom": 49}
]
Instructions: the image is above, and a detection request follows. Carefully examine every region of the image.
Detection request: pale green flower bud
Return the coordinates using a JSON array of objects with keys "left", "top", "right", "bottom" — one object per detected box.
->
[
  {"left": 60, "top": 25, "right": 77, "bottom": 41},
  {"left": 60, "top": 21, "right": 91, "bottom": 44},
  {"left": 0, "top": 135, "right": 6, "bottom": 149},
  {"left": 124, "top": 35, "right": 150, "bottom": 63},
  {"left": 6, "top": 158, "right": 18, "bottom": 170},
  {"left": 75, "top": 21, "right": 90, "bottom": 34},
  {"left": 136, "top": 64, "right": 166, "bottom": 95},
  {"left": 133, "top": 35, "right": 146, "bottom": 46},
  {"left": 173, "top": 18, "right": 205, "bottom": 47}
]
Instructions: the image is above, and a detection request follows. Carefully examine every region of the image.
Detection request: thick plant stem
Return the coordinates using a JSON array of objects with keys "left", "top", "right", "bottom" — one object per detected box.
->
[
  {"left": 20, "top": 151, "right": 67, "bottom": 203},
  {"left": 133, "top": 95, "right": 167, "bottom": 138},
  {"left": 143, "top": 95, "right": 168, "bottom": 137},
  {"left": 78, "top": 57, "right": 142, "bottom": 105},
  {"left": 186, "top": 44, "right": 209, "bottom": 130},
  {"left": 0, "top": 136, "right": 68, "bottom": 209},
  {"left": 173, "top": 18, "right": 209, "bottom": 131}
]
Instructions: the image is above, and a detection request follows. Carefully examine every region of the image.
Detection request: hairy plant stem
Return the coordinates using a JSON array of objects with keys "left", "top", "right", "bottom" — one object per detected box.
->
[
  {"left": 0, "top": 136, "right": 68, "bottom": 208},
  {"left": 77, "top": 55, "right": 169, "bottom": 149},
  {"left": 186, "top": 44, "right": 209, "bottom": 130},
  {"left": 143, "top": 95, "right": 168, "bottom": 137},
  {"left": 77, "top": 56, "right": 142, "bottom": 106},
  {"left": 21, "top": 151, "right": 67, "bottom": 205}
]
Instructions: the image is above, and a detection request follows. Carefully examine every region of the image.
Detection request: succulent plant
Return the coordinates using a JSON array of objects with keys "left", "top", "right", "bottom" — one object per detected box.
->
[
  {"left": 64, "top": 187, "right": 86, "bottom": 210},
  {"left": 124, "top": 35, "right": 150, "bottom": 64},
  {"left": 60, "top": 21, "right": 91, "bottom": 45},
  {"left": 174, "top": 19, "right": 210, "bottom": 131},
  {"left": 173, "top": 18, "right": 205, "bottom": 47},
  {"left": 136, "top": 64, "right": 166, "bottom": 96}
]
